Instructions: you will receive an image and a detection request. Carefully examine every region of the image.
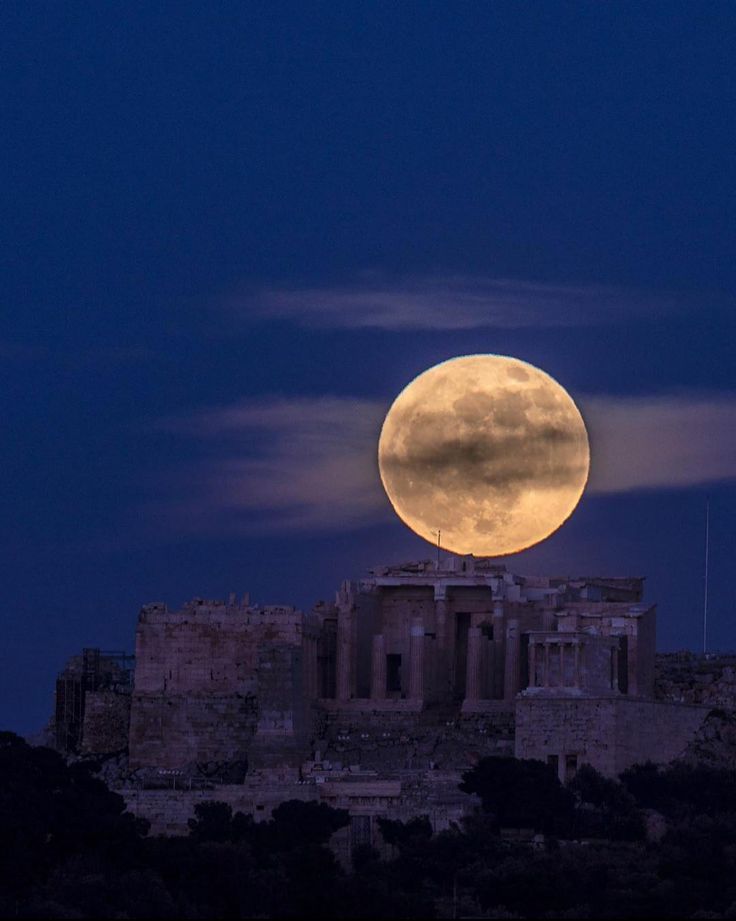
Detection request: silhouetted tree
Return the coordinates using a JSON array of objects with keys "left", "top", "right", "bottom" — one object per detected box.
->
[
  {"left": 266, "top": 798, "right": 350, "bottom": 849},
  {"left": 0, "top": 732, "right": 150, "bottom": 917},
  {"left": 460, "top": 756, "right": 575, "bottom": 834},
  {"left": 622, "top": 761, "right": 736, "bottom": 820},
  {"left": 187, "top": 800, "right": 256, "bottom": 843},
  {"left": 569, "top": 764, "right": 646, "bottom": 841},
  {"left": 377, "top": 815, "right": 432, "bottom": 850},
  {"left": 9, "top": 729, "right": 736, "bottom": 919}
]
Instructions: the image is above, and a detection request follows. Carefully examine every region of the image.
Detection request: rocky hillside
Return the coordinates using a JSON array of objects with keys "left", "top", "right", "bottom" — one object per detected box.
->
[
  {"left": 656, "top": 651, "right": 736, "bottom": 707},
  {"left": 656, "top": 652, "right": 736, "bottom": 769}
]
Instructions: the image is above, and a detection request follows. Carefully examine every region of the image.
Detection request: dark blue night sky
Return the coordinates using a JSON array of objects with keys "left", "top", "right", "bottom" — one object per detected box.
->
[{"left": 3, "top": 2, "right": 736, "bottom": 734}]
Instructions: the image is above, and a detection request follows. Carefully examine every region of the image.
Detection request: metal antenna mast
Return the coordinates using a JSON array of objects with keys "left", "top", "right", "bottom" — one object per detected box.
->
[
  {"left": 703, "top": 496, "right": 710, "bottom": 654},
  {"left": 436, "top": 529, "right": 441, "bottom": 570}
]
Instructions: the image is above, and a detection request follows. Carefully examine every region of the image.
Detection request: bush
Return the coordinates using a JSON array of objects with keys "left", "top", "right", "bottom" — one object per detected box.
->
[{"left": 460, "top": 756, "right": 575, "bottom": 835}]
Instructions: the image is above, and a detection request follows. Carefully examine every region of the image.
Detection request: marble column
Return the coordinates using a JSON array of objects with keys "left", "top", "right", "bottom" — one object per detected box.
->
[
  {"left": 465, "top": 627, "right": 482, "bottom": 701},
  {"left": 627, "top": 633, "right": 638, "bottom": 696},
  {"left": 559, "top": 644, "right": 565, "bottom": 688},
  {"left": 434, "top": 591, "right": 448, "bottom": 647},
  {"left": 482, "top": 636, "right": 493, "bottom": 698},
  {"left": 311, "top": 637, "right": 320, "bottom": 699},
  {"left": 409, "top": 621, "right": 425, "bottom": 701},
  {"left": 370, "top": 634, "right": 386, "bottom": 700},
  {"left": 492, "top": 603, "right": 505, "bottom": 700},
  {"left": 434, "top": 589, "right": 450, "bottom": 701},
  {"left": 302, "top": 636, "right": 314, "bottom": 699},
  {"left": 528, "top": 640, "right": 537, "bottom": 688},
  {"left": 336, "top": 608, "right": 353, "bottom": 701},
  {"left": 503, "top": 618, "right": 520, "bottom": 701}
]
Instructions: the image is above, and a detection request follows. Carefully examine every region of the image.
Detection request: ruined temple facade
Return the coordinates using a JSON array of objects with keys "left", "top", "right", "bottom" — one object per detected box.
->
[
  {"left": 328, "top": 557, "right": 654, "bottom": 712},
  {"left": 55, "top": 557, "right": 713, "bottom": 852},
  {"left": 49, "top": 555, "right": 710, "bottom": 860},
  {"left": 125, "top": 557, "right": 706, "bottom": 786}
]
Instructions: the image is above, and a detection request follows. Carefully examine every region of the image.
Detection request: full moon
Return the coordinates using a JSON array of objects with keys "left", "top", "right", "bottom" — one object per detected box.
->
[{"left": 378, "top": 354, "right": 590, "bottom": 557}]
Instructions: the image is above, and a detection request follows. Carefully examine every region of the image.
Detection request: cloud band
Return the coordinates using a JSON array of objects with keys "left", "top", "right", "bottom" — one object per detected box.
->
[
  {"left": 149, "top": 391, "right": 736, "bottom": 537},
  {"left": 233, "top": 276, "right": 672, "bottom": 331}
]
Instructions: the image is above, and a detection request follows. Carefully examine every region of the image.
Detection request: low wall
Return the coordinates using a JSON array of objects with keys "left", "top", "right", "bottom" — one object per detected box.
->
[
  {"left": 117, "top": 768, "right": 478, "bottom": 864},
  {"left": 316, "top": 706, "right": 515, "bottom": 771},
  {"left": 515, "top": 696, "right": 710, "bottom": 777},
  {"left": 118, "top": 776, "right": 315, "bottom": 836}
]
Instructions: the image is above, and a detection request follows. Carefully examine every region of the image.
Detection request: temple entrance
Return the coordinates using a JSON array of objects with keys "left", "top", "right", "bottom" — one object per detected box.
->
[
  {"left": 454, "top": 612, "right": 470, "bottom": 699},
  {"left": 386, "top": 654, "right": 402, "bottom": 696}
]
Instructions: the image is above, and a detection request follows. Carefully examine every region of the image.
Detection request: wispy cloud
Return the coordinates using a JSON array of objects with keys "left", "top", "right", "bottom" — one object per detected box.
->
[
  {"left": 234, "top": 276, "right": 674, "bottom": 331},
  {"left": 583, "top": 394, "right": 736, "bottom": 494},
  {"left": 149, "top": 391, "right": 736, "bottom": 537},
  {"left": 151, "top": 397, "right": 390, "bottom": 533}
]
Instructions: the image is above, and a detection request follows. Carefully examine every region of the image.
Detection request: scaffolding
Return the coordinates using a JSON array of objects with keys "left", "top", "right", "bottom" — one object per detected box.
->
[{"left": 54, "top": 647, "right": 134, "bottom": 753}]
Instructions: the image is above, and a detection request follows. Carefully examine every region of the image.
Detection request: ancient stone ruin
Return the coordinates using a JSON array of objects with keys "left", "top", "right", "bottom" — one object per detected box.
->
[{"left": 54, "top": 557, "right": 715, "bottom": 860}]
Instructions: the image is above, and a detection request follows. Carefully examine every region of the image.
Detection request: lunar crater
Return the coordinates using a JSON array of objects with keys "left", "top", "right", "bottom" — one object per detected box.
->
[{"left": 378, "top": 354, "right": 590, "bottom": 557}]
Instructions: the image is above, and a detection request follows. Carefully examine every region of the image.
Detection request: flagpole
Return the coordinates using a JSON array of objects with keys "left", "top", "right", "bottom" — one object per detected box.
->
[{"left": 703, "top": 497, "right": 710, "bottom": 654}]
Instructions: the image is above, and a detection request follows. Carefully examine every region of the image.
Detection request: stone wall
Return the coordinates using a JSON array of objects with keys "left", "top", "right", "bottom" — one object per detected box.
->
[
  {"left": 248, "top": 644, "right": 315, "bottom": 767},
  {"left": 316, "top": 704, "right": 515, "bottom": 771},
  {"left": 117, "top": 767, "right": 479, "bottom": 864},
  {"left": 515, "top": 696, "right": 710, "bottom": 778},
  {"left": 131, "top": 601, "right": 302, "bottom": 696},
  {"left": 81, "top": 690, "right": 131, "bottom": 754},
  {"left": 129, "top": 694, "right": 258, "bottom": 769},
  {"left": 118, "top": 775, "right": 317, "bottom": 836},
  {"left": 612, "top": 698, "right": 708, "bottom": 774},
  {"left": 128, "top": 600, "right": 308, "bottom": 770}
]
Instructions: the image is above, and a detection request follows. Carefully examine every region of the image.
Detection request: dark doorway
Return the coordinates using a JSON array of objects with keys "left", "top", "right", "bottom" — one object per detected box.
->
[
  {"left": 317, "top": 619, "right": 337, "bottom": 698},
  {"left": 454, "top": 613, "right": 470, "bottom": 699},
  {"left": 386, "top": 654, "right": 402, "bottom": 695}
]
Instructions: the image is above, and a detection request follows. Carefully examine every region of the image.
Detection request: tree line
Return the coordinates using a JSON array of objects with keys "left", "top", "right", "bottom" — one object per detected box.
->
[{"left": 3, "top": 730, "right": 736, "bottom": 918}]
